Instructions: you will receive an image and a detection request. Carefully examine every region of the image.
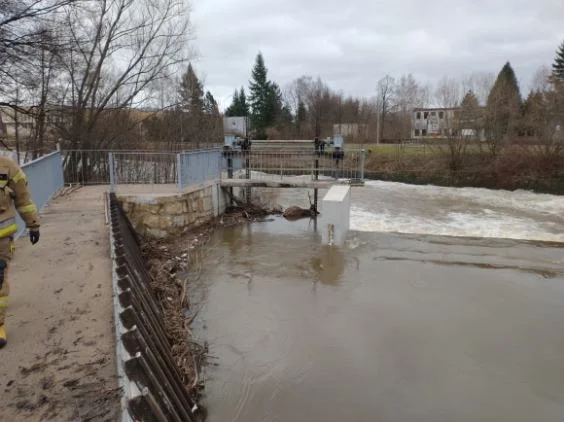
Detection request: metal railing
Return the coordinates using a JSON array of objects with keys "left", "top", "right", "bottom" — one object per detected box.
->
[
  {"left": 111, "top": 152, "right": 178, "bottom": 185},
  {"left": 63, "top": 150, "right": 113, "bottom": 185},
  {"left": 63, "top": 146, "right": 367, "bottom": 192},
  {"left": 16, "top": 149, "right": 64, "bottom": 238},
  {"left": 220, "top": 148, "right": 366, "bottom": 183},
  {"left": 178, "top": 149, "right": 222, "bottom": 189},
  {"left": 108, "top": 192, "right": 201, "bottom": 422}
]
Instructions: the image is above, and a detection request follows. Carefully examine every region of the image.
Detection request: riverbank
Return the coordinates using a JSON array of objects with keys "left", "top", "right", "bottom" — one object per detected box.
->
[{"left": 363, "top": 146, "right": 564, "bottom": 194}]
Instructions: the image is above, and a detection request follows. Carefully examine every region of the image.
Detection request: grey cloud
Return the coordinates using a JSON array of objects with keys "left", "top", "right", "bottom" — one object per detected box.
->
[{"left": 190, "top": 0, "right": 563, "bottom": 109}]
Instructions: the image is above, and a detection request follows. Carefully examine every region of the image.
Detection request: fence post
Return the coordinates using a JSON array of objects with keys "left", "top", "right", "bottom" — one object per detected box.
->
[
  {"left": 360, "top": 149, "right": 366, "bottom": 182},
  {"left": 176, "top": 153, "right": 182, "bottom": 193},
  {"left": 109, "top": 152, "right": 116, "bottom": 193}
]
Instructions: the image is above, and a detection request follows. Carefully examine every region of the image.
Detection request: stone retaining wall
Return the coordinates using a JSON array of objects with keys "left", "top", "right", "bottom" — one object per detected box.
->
[{"left": 118, "top": 183, "right": 227, "bottom": 238}]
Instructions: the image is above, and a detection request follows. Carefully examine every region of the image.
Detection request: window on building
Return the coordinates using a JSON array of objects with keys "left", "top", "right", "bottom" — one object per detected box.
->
[
  {"left": 431, "top": 111, "right": 436, "bottom": 117},
  {"left": 424, "top": 112, "right": 429, "bottom": 119},
  {"left": 422, "top": 129, "right": 427, "bottom": 136},
  {"left": 416, "top": 112, "right": 421, "bottom": 119},
  {"left": 414, "top": 129, "right": 420, "bottom": 136},
  {"left": 439, "top": 111, "right": 444, "bottom": 119}
]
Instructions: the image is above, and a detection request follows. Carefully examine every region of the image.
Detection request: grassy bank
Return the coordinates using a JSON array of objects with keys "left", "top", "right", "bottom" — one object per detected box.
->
[{"left": 361, "top": 145, "right": 564, "bottom": 194}]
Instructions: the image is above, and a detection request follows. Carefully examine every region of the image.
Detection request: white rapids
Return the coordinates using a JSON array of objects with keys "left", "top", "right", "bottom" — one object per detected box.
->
[{"left": 350, "top": 181, "right": 564, "bottom": 243}]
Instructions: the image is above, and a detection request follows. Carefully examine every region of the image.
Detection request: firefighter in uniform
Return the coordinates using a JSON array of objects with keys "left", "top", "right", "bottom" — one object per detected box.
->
[{"left": 0, "top": 155, "right": 40, "bottom": 348}]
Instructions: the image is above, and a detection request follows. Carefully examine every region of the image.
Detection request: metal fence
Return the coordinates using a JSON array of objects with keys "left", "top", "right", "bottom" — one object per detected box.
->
[
  {"left": 111, "top": 152, "right": 178, "bottom": 185},
  {"left": 63, "top": 147, "right": 366, "bottom": 192},
  {"left": 63, "top": 150, "right": 112, "bottom": 185},
  {"left": 178, "top": 149, "right": 222, "bottom": 189},
  {"left": 16, "top": 150, "right": 64, "bottom": 238},
  {"left": 220, "top": 148, "right": 366, "bottom": 183}
]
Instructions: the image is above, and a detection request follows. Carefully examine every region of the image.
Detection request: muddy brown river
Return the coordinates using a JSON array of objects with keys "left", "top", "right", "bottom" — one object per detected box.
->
[{"left": 190, "top": 182, "right": 564, "bottom": 422}]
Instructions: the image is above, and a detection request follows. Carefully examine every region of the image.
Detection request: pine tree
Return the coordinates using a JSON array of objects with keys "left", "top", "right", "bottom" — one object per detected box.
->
[
  {"left": 485, "top": 61, "right": 522, "bottom": 148},
  {"left": 552, "top": 40, "right": 564, "bottom": 78},
  {"left": 179, "top": 63, "right": 204, "bottom": 113},
  {"left": 266, "top": 81, "right": 283, "bottom": 126},
  {"left": 225, "top": 87, "right": 249, "bottom": 116},
  {"left": 238, "top": 88, "right": 249, "bottom": 116},
  {"left": 461, "top": 90, "right": 479, "bottom": 109},
  {"left": 178, "top": 63, "right": 206, "bottom": 146},
  {"left": 248, "top": 52, "right": 271, "bottom": 139},
  {"left": 224, "top": 90, "right": 240, "bottom": 117},
  {"left": 522, "top": 90, "right": 545, "bottom": 136},
  {"left": 203, "top": 91, "right": 219, "bottom": 115},
  {"left": 279, "top": 103, "right": 293, "bottom": 126}
]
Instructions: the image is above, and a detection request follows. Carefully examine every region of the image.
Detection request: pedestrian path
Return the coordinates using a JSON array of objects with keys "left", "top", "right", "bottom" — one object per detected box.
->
[{"left": 0, "top": 186, "right": 119, "bottom": 421}]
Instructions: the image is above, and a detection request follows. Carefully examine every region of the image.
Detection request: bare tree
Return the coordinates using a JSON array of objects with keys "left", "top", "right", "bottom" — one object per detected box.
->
[
  {"left": 531, "top": 65, "right": 552, "bottom": 93},
  {"left": 434, "top": 76, "right": 473, "bottom": 171},
  {"left": 395, "top": 74, "right": 428, "bottom": 138},
  {"left": 460, "top": 72, "right": 495, "bottom": 105},
  {"left": 523, "top": 77, "right": 563, "bottom": 158},
  {"left": 52, "top": 0, "right": 192, "bottom": 152},
  {"left": 376, "top": 75, "right": 395, "bottom": 142},
  {"left": 0, "top": 0, "right": 75, "bottom": 87}
]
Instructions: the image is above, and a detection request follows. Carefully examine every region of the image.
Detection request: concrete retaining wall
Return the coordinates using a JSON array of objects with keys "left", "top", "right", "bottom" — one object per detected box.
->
[{"left": 118, "top": 182, "right": 227, "bottom": 238}]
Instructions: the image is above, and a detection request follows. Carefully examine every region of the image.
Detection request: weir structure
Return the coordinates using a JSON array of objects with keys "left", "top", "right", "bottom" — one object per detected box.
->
[{"left": 64, "top": 140, "right": 365, "bottom": 246}]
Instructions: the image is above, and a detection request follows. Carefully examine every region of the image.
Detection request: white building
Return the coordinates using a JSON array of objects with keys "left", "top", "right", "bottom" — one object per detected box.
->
[{"left": 411, "top": 107, "right": 485, "bottom": 140}]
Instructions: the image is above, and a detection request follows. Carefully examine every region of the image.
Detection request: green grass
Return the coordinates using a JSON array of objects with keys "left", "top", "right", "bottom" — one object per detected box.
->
[{"left": 361, "top": 143, "right": 430, "bottom": 157}]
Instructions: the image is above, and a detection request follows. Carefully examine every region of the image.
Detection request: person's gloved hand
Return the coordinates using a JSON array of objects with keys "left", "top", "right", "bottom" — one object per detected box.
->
[{"left": 29, "top": 230, "right": 40, "bottom": 245}]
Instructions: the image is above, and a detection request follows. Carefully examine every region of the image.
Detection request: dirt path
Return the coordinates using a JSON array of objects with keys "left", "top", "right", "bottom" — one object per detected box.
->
[{"left": 0, "top": 187, "right": 119, "bottom": 421}]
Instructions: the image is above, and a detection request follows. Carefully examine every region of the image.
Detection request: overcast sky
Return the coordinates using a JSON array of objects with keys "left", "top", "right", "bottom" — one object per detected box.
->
[{"left": 190, "top": 0, "right": 564, "bottom": 110}]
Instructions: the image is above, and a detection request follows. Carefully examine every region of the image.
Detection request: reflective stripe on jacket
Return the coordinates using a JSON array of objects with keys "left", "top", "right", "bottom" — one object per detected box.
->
[{"left": 0, "top": 156, "right": 39, "bottom": 239}]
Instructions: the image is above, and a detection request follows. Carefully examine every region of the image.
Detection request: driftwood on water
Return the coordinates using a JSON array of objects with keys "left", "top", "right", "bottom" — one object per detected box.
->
[{"left": 221, "top": 188, "right": 281, "bottom": 225}]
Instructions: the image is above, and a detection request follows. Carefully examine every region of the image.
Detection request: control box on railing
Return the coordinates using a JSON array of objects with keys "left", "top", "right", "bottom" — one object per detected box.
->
[{"left": 223, "top": 135, "right": 250, "bottom": 152}]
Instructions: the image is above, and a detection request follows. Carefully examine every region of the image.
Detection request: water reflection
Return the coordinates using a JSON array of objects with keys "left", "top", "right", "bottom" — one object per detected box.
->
[{"left": 310, "top": 245, "right": 346, "bottom": 286}]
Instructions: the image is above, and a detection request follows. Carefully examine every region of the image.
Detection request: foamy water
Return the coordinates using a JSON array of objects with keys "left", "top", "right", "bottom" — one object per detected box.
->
[{"left": 350, "top": 181, "right": 564, "bottom": 242}]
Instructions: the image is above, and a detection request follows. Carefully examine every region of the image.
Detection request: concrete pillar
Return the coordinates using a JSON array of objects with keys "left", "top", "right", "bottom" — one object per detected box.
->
[{"left": 321, "top": 185, "right": 351, "bottom": 246}]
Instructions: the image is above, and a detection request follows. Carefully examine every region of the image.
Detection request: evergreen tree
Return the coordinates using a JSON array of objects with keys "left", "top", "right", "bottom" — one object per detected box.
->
[
  {"left": 248, "top": 52, "right": 272, "bottom": 138},
  {"left": 485, "top": 62, "right": 522, "bottom": 147},
  {"left": 203, "top": 91, "right": 219, "bottom": 115},
  {"left": 238, "top": 88, "right": 249, "bottom": 116},
  {"left": 552, "top": 40, "right": 564, "bottom": 78},
  {"left": 225, "top": 87, "right": 249, "bottom": 116},
  {"left": 266, "top": 81, "right": 283, "bottom": 125},
  {"left": 279, "top": 103, "right": 293, "bottom": 126},
  {"left": 179, "top": 63, "right": 204, "bottom": 113},
  {"left": 522, "top": 90, "right": 545, "bottom": 136},
  {"left": 461, "top": 90, "right": 479, "bottom": 109},
  {"left": 225, "top": 90, "right": 240, "bottom": 117}
]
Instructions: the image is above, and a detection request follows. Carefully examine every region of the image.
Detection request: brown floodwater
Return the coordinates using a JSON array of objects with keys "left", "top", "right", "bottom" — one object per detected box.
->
[{"left": 188, "top": 184, "right": 564, "bottom": 422}]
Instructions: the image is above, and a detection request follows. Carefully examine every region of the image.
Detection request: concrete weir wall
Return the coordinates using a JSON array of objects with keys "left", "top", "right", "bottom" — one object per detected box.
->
[{"left": 118, "top": 182, "right": 227, "bottom": 238}]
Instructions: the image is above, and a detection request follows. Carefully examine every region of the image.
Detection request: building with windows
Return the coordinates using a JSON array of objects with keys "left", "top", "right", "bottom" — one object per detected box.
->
[
  {"left": 411, "top": 107, "right": 485, "bottom": 140},
  {"left": 411, "top": 107, "right": 456, "bottom": 138}
]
